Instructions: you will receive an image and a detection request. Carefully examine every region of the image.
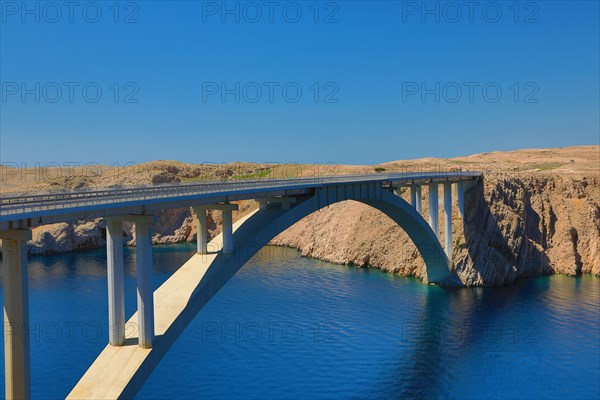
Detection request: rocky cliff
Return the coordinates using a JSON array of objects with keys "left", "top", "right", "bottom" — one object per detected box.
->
[
  {"left": 271, "top": 174, "right": 599, "bottom": 286},
  {"left": 1, "top": 147, "right": 598, "bottom": 287}
]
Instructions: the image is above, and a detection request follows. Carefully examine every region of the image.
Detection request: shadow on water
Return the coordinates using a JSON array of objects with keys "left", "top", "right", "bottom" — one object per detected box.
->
[
  {"left": 372, "top": 180, "right": 562, "bottom": 398},
  {"left": 376, "top": 275, "right": 555, "bottom": 399},
  {"left": 378, "top": 285, "right": 449, "bottom": 399}
]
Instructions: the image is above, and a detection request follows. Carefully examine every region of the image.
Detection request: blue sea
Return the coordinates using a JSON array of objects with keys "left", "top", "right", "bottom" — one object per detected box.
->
[{"left": 1, "top": 244, "right": 599, "bottom": 399}]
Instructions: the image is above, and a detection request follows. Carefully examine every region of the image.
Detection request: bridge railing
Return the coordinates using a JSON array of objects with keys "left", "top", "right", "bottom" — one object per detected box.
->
[{"left": 0, "top": 172, "right": 481, "bottom": 217}]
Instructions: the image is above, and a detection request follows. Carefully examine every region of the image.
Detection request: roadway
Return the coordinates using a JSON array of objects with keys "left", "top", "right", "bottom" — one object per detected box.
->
[{"left": 0, "top": 171, "right": 481, "bottom": 230}]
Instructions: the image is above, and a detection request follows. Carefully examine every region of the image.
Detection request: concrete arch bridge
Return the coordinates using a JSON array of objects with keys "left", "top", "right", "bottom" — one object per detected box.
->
[{"left": 0, "top": 171, "right": 480, "bottom": 398}]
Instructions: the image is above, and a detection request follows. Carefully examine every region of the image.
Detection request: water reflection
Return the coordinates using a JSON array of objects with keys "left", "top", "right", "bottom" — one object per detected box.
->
[{"left": 378, "top": 274, "right": 599, "bottom": 399}]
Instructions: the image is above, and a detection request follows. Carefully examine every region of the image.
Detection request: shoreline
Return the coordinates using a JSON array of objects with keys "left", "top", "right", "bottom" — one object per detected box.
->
[
  {"left": 17, "top": 242, "right": 598, "bottom": 288},
  {"left": 2, "top": 146, "right": 598, "bottom": 288}
]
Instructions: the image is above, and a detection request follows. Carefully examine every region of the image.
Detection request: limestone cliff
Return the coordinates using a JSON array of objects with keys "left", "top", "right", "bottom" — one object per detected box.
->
[
  {"left": 1, "top": 147, "right": 598, "bottom": 287},
  {"left": 270, "top": 174, "right": 599, "bottom": 286}
]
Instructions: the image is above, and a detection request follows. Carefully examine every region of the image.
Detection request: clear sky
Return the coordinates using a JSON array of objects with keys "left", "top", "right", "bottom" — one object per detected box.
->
[{"left": 1, "top": 0, "right": 599, "bottom": 166}]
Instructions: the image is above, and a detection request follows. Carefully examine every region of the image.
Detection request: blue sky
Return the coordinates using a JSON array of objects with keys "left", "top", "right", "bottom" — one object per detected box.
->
[{"left": 1, "top": 0, "right": 598, "bottom": 165}]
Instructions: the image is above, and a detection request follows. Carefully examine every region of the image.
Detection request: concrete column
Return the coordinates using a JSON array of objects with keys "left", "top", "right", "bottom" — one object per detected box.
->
[
  {"left": 222, "top": 208, "right": 233, "bottom": 254},
  {"left": 106, "top": 219, "right": 125, "bottom": 346},
  {"left": 457, "top": 181, "right": 465, "bottom": 218},
  {"left": 194, "top": 208, "right": 208, "bottom": 254},
  {"left": 410, "top": 185, "right": 417, "bottom": 208},
  {"left": 415, "top": 185, "right": 422, "bottom": 214},
  {"left": 444, "top": 183, "right": 452, "bottom": 258},
  {"left": 1, "top": 229, "right": 32, "bottom": 400},
  {"left": 135, "top": 220, "right": 154, "bottom": 349},
  {"left": 428, "top": 183, "right": 439, "bottom": 236},
  {"left": 193, "top": 203, "right": 238, "bottom": 254}
]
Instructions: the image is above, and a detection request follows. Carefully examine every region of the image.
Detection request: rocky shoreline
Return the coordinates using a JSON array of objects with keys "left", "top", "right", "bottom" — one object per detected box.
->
[
  {"left": 272, "top": 174, "right": 599, "bottom": 286},
  {"left": 1, "top": 147, "right": 598, "bottom": 287},
  {"left": 1, "top": 173, "right": 598, "bottom": 287}
]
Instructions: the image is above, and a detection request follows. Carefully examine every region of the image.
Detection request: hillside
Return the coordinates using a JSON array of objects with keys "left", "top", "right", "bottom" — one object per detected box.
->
[{"left": 1, "top": 145, "right": 598, "bottom": 286}]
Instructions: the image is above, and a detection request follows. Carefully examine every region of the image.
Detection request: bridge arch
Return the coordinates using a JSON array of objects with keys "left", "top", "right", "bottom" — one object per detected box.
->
[
  {"left": 211, "top": 184, "right": 450, "bottom": 290},
  {"left": 68, "top": 182, "right": 451, "bottom": 399}
]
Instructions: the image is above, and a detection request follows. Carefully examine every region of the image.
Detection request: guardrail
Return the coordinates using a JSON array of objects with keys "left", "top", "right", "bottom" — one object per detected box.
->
[{"left": 0, "top": 172, "right": 481, "bottom": 217}]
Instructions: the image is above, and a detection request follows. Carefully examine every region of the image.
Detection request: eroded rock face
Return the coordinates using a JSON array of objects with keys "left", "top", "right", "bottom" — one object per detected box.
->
[
  {"left": 26, "top": 220, "right": 106, "bottom": 255},
  {"left": 272, "top": 175, "right": 600, "bottom": 286},
  {"left": 1, "top": 175, "right": 598, "bottom": 287},
  {"left": 452, "top": 176, "right": 600, "bottom": 285},
  {"left": 270, "top": 201, "right": 427, "bottom": 279},
  {"left": 151, "top": 172, "right": 181, "bottom": 185}
]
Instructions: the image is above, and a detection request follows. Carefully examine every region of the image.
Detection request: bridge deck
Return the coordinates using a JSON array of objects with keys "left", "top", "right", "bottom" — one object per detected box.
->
[{"left": 0, "top": 172, "right": 480, "bottom": 230}]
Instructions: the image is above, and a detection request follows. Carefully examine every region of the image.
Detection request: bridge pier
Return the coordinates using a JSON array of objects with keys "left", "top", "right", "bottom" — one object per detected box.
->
[
  {"left": 106, "top": 219, "right": 125, "bottom": 346},
  {"left": 222, "top": 208, "right": 233, "bottom": 254},
  {"left": 1, "top": 229, "right": 32, "bottom": 400},
  {"left": 410, "top": 185, "right": 417, "bottom": 208},
  {"left": 415, "top": 185, "right": 422, "bottom": 213},
  {"left": 193, "top": 203, "right": 238, "bottom": 254},
  {"left": 104, "top": 215, "right": 156, "bottom": 348},
  {"left": 193, "top": 207, "right": 208, "bottom": 254},
  {"left": 134, "top": 216, "right": 155, "bottom": 349},
  {"left": 457, "top": 181, "right": 465, "bottom": 218},
  {"left": 444, "top": 183, "right": 452, "bottom": 258},
  {"left": 428, "top": 183, "right": 439, "bottom": 236}
]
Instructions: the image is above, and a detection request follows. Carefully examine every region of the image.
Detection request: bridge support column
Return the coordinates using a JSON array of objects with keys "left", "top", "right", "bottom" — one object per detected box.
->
[
  {"left": 457, "top": 181, "right": 465, "bottom": 218},
  {"left": 428, "top": 183, "right": 439, "bottom": 236},
  {"left": 222, "top": 208, "right": 233, "bottom": 254},
  {"left": 410, "top": 185, "right": 417, "bottom": 208},
  {"left": 134, "top": 216, "right": 155, "bottom": 349},
  {"left": 193, "top": 204, "right": 238, "bottom": 254},
  {"left": 415, "top": 185, "right": 422, "bottom": 214},
  {"left": 1, "top": 229, "right": 32, "bottom": 400},
  {"left": 193, "top": 207, "right": 208, "bottom": 254},
  {"left": 444, "top": 183, "right": 452, "bottom": 258},
  {"left": 106, "top": 219, "right": 125, "bottom": 346}
]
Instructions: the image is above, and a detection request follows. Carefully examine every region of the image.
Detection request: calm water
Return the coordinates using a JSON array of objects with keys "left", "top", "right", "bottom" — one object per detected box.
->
[{"left": 1, "top": 245, "right": 599, "bottom": 399}]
